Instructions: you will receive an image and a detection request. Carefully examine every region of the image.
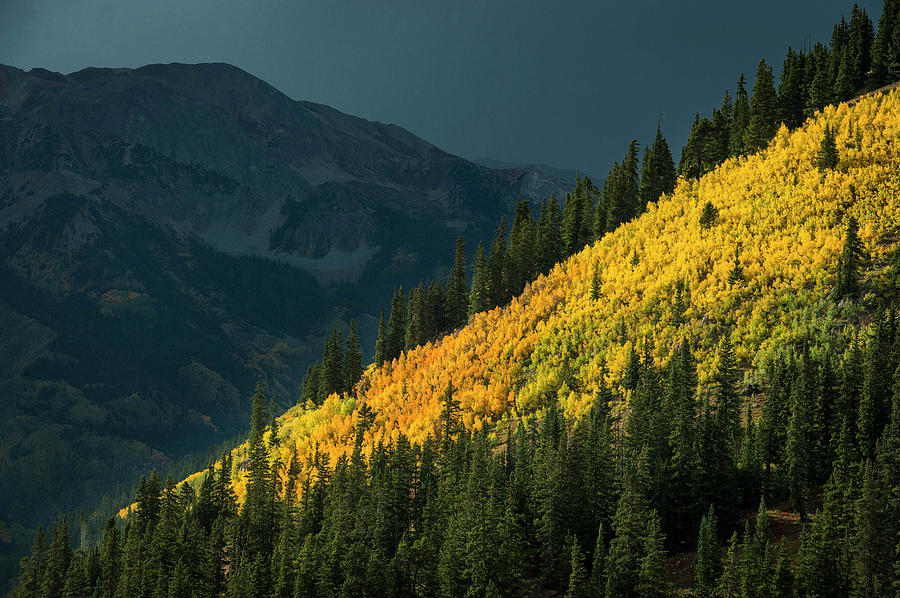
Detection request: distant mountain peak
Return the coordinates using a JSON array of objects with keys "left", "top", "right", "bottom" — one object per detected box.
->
[{"left": 0, "top": 62, "right": 571, "bottom": 285}]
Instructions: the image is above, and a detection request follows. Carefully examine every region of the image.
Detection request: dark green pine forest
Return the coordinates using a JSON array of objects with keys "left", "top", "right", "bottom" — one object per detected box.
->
[{"left": 8, "top": 0, "right": 900, "bottom": 596}]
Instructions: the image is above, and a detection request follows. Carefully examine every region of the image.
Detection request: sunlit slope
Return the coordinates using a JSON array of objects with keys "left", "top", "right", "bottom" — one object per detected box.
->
[{"left": 179, "top": 89, "right": 900, "bottom": 503}]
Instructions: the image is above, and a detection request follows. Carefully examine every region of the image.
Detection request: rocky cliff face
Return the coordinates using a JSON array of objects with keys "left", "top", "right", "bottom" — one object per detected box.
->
[{"left": 0, "top": 61, "right": 571, "bottom": 571}]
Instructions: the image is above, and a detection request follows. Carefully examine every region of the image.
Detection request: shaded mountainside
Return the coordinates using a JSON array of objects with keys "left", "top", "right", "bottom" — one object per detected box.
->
[
  {"left": 205, "top": 87, "right": 900, "bottom": 504},
  {"left": 0, "top": 61, "right": 571, "bottom": 579},
  {"left": 0, "top": 62, "right": 569, "bottom": 286},
  {"left": 0, "top": 189, "right": 330, "bottom": 545}
]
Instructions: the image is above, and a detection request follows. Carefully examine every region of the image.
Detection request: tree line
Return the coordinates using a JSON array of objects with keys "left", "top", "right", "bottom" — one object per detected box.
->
[{"left": 680, "top": 1, "right": 900, "bottom": 180}]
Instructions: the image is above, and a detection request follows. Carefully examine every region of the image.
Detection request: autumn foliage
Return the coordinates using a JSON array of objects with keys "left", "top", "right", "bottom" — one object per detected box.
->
[{"left": 171, "top": 88, "right": 900, "bottom": 507}]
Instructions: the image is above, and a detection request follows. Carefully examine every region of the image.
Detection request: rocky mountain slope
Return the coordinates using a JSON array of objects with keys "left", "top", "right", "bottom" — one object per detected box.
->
[{"left": 0, "top": 62, "right": 568, "bottom": 286}]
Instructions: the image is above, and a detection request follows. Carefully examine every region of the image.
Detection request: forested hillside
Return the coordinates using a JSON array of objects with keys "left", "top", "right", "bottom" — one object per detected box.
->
[
  {"left": 219, "top": 86, "right": 900, "bottom": 500},
  {"left": 8, "top": 1, "right": 900, "bottom": 597},
  {"left": 52, "top": 70, "right": 898, "bottom": 598}
]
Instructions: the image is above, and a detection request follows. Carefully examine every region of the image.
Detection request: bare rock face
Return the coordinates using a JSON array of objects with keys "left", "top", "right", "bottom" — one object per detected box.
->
[{"left": 0, "top": 61, "right": 571, "bottom": 563}]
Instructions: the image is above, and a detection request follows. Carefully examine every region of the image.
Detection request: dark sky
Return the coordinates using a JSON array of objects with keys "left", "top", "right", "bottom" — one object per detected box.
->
[{"left": 0, "top": 0, "right": 885, "bottom": 177}]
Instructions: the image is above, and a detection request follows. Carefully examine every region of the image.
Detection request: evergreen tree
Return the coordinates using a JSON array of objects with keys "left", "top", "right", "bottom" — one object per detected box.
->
[
  {"left": 424, "top": 281, "right": 446, "bottom": 341},
  {"left": 778, "top": 46, "right": 806, "bottom": 129},
  {"left": 374, "top": 309, "right": 387, "bottom": 366},
  {"left": 195, "top": 463, "right": 217, "bottom": 532},
  {"left": 487, "top": 217, "right": 509, "bottom": 307},
  {"left": 300, "top": 363, "right": 322, "bottom": 406},
  {"left": 835, "top": 45, "right": 856, "bottom": 102},
  {"left": 469, "top": 241, "right": 490, "bottom": 316},
  {"left": 405, "top": 284, "right": 426, "bottom": 351},
  {"left": 605, "top": 449, "right": 665, "bottom": 598},
  {"left": 14, "top": 526, "right": 47, "bottom": 598},
  {"left": 847, "top": 5, "right": 874, "bottom": 90},
  {"left": 694, "top": 506, "right": 719, "bottom": 598},
  {"left": 640, "top": 124, "right": 677, "bottom": 205},
  {"left": 507, "top": 199, "right": 538, "bottom": 296},
  {"left": 699, "top": 201, "right": 718, "bottom": 229},
  {"left": 698, "top": 336, "right": 741, "bottom": 522},
  {"left": 445, "top": 236, "right": 469, "bottom": 329},
  {"left": 834, "top": 215, "right": 865, "bottom": 299},
  {"left": 40, "top": 516, "right": 71, "bottom": 598},
  {"left": 321, "top": 327, "right": 345, "bottom": 398},
  {"left": 786, "top": 356, "right": 818, "bottom": 522},
  {"left": 440, "top": 382, "right": 460, "bottom": 444},
  {"left": 871, "top": 0, "right": 900, "bottom": 87},
  {"left": 566, "top": 539, "right": 589, "bottom": 598},
  {"left": 857, "top": 312, "right": 895, "bottom": 459},
  {"left": 534, "top": 409, "right": 568, "bottom": 588},
  {"left": 817, "top": 124, "right": 839, "bottom": 170},
  {"left": 853, "top": 459, "right": 893, "bottom": 597},
  {"left": 806, "top": 43, "right": 835, "bottom": 117},
  {"left": 621, "top": 140, "right": 641, "bottom": 221},
  {"left": 602, "top": 162, "right": 622, "bottom": 234},
  {"left": 740, "top": 498, "right": 773, "bottom": 598},
  {"left": 636, "top": 515, "right": 669, "bottom": 598},
  {"left": 679, "top": 115, "right": 721, "bottom": 179},
  {"left": 590, "top": 266, "right": 602, "bottom": 301},
  {"left": 536, "top": 194, "right": 564, "bottom": 273},
  {"left": 716, "top": 532, "right": 742, "bottom": 598},
  {"left": 61, "top": 553, "right": 90, "bottom": 598},
  {"left": 243, "top": 384, "right": 275, "bottom": 561},
  {"left": 577, "top": 177, "right": 600, "bottom": 247},
  {"left": 590, "top": 524, "right": 607, "bottom": 598},
  {"left": 344, "top": 320, "right": 363, "bottom": 393},
  {"left": 563, "top": 190, "right": 585, "bottom": 257},
  {"left": 738, "top": 404, "right": 764, "bottom": 504},
  {"left": 386, "top": 286, "right": 407, "bottom": 362},
  {"left": 672, "top": 279, "right": 687, "bottom": 326},
  {"left": 711, "top": 94, "right": 733, "bottom": 164},
  {"left": 271, "top": 523, "right": 295, "bottom": 598},
  {"left": 135, "top": 470, "right": 162, "bottom": 532},
  {"left": 730, "top": 74, "right": 751, "bottom": 155},
  {"left": 831, "top": 17, "right": 850, "bottom": 88},
  {"left": 714, "top": 336, "right": 741, "bottom": 453},
  {"left": 215, "top": 451, "right": 237, "bottom": 519},
  {"left": 495, "top": 497, "right": 526, "bottom": 598},
  {"left": 97, "top": 519, "right": 120, "bottom": 598},
  {"left": 623, "top": 344, "right": 641, "bottom": 392},
  {"left": 605, "top": 141, "right": 641, "bottom": 232},
  {"left": 772, "top": 545, "right": 794, "bottom": 598},
  {"left": 665, "top": 341, "right": 700, "bottom": 545},
  {"left": 744, "top": 58, "right": 779, "bottom": 153}
]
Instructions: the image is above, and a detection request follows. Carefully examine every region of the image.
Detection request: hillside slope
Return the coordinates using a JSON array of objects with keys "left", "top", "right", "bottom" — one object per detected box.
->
[
  {"left": 205, "top": 88, "right": 900, "bottom": 500},
  {"left": 0, "top": 61, "right": 573, "bottom": 580}
]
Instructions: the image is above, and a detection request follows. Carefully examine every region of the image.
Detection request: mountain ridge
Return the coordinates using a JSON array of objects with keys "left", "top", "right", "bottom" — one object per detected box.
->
[
  {"left": 0, "top": 61, "right": 571, "bottom": 285},
  {"left": 0, "top": 60, "right": 574, "bottom": 582}
]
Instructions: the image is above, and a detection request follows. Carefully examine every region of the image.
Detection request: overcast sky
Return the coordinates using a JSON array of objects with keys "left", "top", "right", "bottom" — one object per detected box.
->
[{"left": 0, "top": 0, "right": 886, "bottom": 177}]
